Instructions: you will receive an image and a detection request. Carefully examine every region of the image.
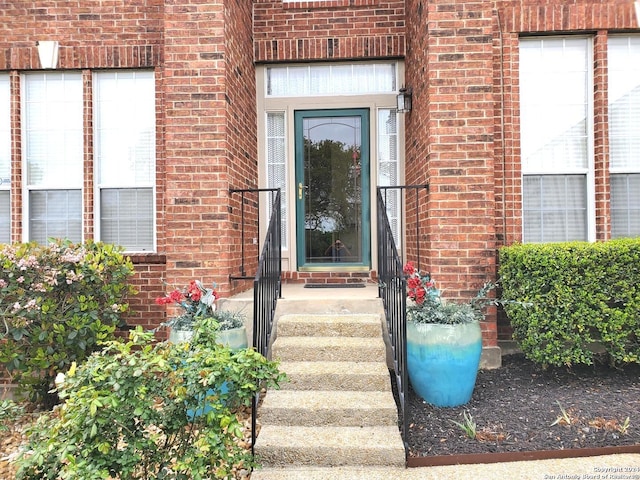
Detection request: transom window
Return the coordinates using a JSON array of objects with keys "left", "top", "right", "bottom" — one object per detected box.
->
[{"left": 266, "top": 63, "right": 397, "bottom": 97}]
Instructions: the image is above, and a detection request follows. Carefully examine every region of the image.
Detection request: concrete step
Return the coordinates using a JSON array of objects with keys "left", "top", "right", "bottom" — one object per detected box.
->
[
  {"left": 254, "top": 425, "right": 405, "bottom": 468},
  {"left": 251, "top": 467, "right": 413, "bottom": 480},
  {"left": 276, "top": 314, "right": 382, "bottom": 338},
  {"left": 278, "top": 361, "right": 391, "bottom": 392},
  {"left": 259, "top": 390, "right": 398, "bottom": 427},
  {"left": 271, "top": 336, "right": 387, "bottom": 362}
]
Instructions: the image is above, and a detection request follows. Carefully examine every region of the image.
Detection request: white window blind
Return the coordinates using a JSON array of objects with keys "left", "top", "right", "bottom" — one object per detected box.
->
[
  {"left": 0, "top": 74, "right": 10, "bottom": 243},
  {"left": 266, "top": 112, "right": 288, "bottom": 249},
  {"left": 23, "top": 72, "right": 83, "bottom": 244},
  {"left": 267, "top": 63, "right": 397, "bottom": 97},
  {"left": 94, "top": 71, "right": 155, "bottom": 251},
  {"left": 377, "top": 108, "right": 401, "bottom": 246},
  {"left": 520, "top": 37, "right": 590, "bottom": 242},
  {"left": 608, "top": 36, "right": 640, "bottom": 238}
]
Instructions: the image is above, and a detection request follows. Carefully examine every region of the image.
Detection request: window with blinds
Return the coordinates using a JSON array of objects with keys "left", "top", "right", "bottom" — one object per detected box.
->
[
  {"left": 0, "top": 74, "right": 10, "bottom": 243},
  {"left": 266, "top": 112, "right": 288, "bottom": 249},
  {"left": 23, "top": 72, "right": 83, "bottom": 244},
  {"left": 377, "top": 108, "right": 401, "bottom": 246},
  {"left": 519, "top": 37, "right": 591, "bottom": 242},
  {"left": 608, "top": 36, "right": 640, "bottom": 239},
  {"left": 94, "top": 71, "right": 155, "bottom": 251}
]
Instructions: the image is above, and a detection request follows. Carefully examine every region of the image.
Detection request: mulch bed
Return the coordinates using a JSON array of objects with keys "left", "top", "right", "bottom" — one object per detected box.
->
[{"left": 406, "top": 354, "right": 640, "bottom": 459}]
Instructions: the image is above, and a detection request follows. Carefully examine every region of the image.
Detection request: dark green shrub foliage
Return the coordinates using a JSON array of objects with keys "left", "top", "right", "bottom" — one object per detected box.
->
[
  {"left": 17, "top": 323, "right": 286, "bottom": 480},
  {"left": 499, "top": 239, "right": 640, "bottom": 367},
  {"left": 0, "top": 240, "right": 136, "bottom": 406}
]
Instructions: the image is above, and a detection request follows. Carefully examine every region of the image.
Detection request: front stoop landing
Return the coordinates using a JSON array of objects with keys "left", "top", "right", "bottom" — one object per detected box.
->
[{"left": 252, "top": 309, "right": 405, "bottom": 479}]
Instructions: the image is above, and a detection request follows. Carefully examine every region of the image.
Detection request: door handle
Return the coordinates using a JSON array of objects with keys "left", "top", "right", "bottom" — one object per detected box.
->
[{"left": 298, "top": 182, "right": 304, "bottom": 200}]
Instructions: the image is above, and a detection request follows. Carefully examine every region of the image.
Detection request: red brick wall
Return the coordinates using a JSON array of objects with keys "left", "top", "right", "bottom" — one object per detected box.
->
[
  {"left": 162, "top": 0, "right": 259, "bottom": 301},
  {"left": 0, "top": 2, "right": 167, "bottom": 332},
  {"left": 253, "top": 0, "right": 406, "bottom": 62},
  {"left": 225, "top": 0, "right": 260, "bottom": 289},
  {"left": 405, "top": 0, "right": 498, "bottom": 347}
]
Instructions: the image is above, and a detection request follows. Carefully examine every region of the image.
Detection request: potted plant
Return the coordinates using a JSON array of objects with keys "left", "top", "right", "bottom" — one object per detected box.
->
[
  {"left": 155, "top": 280, "right": 248, "bottom": 349},
  {"left": 404, "top": 262, "right": 494, "bottom": 407}
]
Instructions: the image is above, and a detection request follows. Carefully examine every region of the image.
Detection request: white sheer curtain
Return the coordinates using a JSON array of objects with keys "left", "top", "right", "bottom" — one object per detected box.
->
[
  {"left": 0, "top": 74, "right": 10, "bottom": 243},
  {"left": 266, "top": 112, "right": 288, "bottom": 249},
  {"left": 24, "top": 72, "right": 83, "bottom": 243},
  {"left": 608, "top": 36, "right": 640, "bottom": 238},
  {"left": 520, "top": 37, "right": 590, "bottom": 242},
  {"left": 267, "top": 63, "right": 396, "bottom": 97},
  {"left": 377, "top": 108, "right": 401, "bottom": 246},
  {"left": 94, "top": 70, "right": 155, "bottom": 251}
]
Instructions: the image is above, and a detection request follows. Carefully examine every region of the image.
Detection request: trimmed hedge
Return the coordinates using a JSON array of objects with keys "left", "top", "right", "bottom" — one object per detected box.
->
[{"left": 498, "top": 239, "right": 640, "bottom": 368}]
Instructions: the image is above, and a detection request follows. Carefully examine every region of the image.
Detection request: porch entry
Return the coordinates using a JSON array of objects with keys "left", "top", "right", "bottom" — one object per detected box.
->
[{"left": 294, "top": 109, "right": 371, "bottom": 271}]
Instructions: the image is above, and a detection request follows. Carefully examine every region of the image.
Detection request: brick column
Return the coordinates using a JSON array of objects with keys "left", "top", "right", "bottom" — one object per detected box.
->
[{"left": 405, "top": 0, "right": 499, "bottom": 364}]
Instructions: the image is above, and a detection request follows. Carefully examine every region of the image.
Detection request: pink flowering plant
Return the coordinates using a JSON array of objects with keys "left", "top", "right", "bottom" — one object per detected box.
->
[
  {"left": 0, "top": 240, "right": 136, "bottom": 407},
  {"left": 156, "top": 280, "right": 243, "bottom": 332},
  {"left": 404, "top": 262, "right": 494, "bottom": 325}
]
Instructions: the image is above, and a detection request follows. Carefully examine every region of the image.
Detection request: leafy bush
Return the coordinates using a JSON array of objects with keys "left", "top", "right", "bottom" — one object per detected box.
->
[
  {"left": 499, "top": 239, "right": 640, "bottom": 367},
  {"left": 0, "top": 398, "right": 24, "bottom": 432},
  {"left": 0, "top": 240, "right": 136, "bottom": 407},
  {"left": 17, "top": 322, "right": 285, "bottom": 480}
]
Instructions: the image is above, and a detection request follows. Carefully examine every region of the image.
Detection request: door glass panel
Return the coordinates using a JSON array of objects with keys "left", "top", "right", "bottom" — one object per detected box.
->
[{"left": 301, "top": 115, "right": 363, "bottom": 264}]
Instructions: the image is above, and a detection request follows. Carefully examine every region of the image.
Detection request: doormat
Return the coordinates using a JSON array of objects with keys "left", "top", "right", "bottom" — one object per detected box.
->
[{"left": 304, "top": 283, "right": 366, "bottom": 289}]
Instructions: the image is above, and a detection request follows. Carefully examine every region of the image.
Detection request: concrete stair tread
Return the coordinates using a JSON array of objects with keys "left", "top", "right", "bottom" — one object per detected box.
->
[
  {"left": 256, "top": 425, "right": 403, "bottom": 447},
  {"left": 255, "top": 425, "right": 405, "bottom": 467},
  {"left": 278, "top": 361, "right": 391, "bottom": 391},
  {"left": 261, "top": 389, "right": 397, "bottom": 408},
  {"left": 279, "top": 360, "right": 388, "bottom": 374},
  {"left": 277, "top": 314, "right": 382, "bottom": 337},
  {"left": 272, "top": 336, "right": 386, "bottom": 362},
  {"left": 259, "top": 390, "right": 398, "bottom": 426}
]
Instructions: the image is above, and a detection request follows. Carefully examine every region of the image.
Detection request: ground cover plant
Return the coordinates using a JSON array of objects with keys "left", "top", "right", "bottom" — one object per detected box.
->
[
  {"left": 407, "top": 354, "right": 640, "bottom": 458},
  {"left": 16, "top": 319, "right": 285, "bottom": 480}
]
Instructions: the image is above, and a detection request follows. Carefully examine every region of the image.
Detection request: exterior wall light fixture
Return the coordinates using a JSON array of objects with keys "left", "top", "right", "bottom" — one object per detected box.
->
[
  {"left": 396, "top": 87, "right": 412, "bottom": 113},
  {"left": 36, "top": 41, "right": 59, "bottom": 69}
]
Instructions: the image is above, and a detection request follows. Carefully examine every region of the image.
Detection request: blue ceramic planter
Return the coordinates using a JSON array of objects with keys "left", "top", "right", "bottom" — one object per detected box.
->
[
  {"left": 407, "top": 321, "right": 482, "bottom": 407},
  {"left": 170, "top": 326, "right": 249, "bottom": 419}
]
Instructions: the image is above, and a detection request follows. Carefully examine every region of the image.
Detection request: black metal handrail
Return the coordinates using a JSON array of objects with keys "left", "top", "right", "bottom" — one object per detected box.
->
[
  {"left": 244, "top": 188, "right": 281, "bottom": 456},
  {"left": 376, "top": 184, "right": 428, "bottom": 461}
]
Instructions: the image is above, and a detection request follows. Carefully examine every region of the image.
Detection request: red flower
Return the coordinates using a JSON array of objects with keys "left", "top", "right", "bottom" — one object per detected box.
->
[
  {"left": 403, "top": 262, "right": 416, "bottom": 275},
  {"left": 187, "top": 281, "right": 202, "bottom": 301},
  {"left": 169, "top": 290, "right": 183, "bottom": 302}
]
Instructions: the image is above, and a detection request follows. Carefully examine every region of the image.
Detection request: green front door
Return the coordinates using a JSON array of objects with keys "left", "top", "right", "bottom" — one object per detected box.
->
[{"left": 294, "top": 109, "right": 371, "bottom": 270}]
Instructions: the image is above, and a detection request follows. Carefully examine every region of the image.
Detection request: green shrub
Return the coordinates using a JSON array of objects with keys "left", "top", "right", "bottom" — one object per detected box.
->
[
  {"left": 498, "top": 239, "right": 640, "bottom": 367},
  {"left": 0, "top": 398, "right": 24, "bottom": 432},
  {"left": 17, "top": 323, "right": 286, "bottom": 480},
  {"left": 0, "top": 240, "right": 136, "bottom": 407}
]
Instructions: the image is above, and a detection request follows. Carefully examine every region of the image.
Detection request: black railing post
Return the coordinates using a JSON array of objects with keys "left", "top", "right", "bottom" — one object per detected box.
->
[
  {"left": 376, "top": 184, "right": 428, "bottom": 462},
  {"left": 229, "top": 187, "right": 281, "bottom": 458}
]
